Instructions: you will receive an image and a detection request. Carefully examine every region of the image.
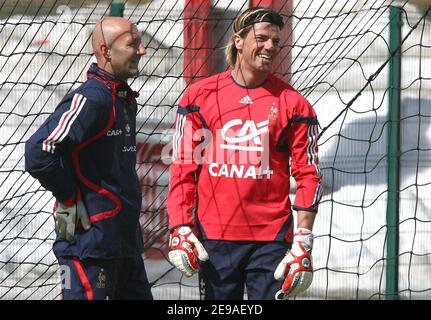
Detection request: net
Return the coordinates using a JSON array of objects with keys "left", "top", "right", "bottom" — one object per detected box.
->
[{"left": 0, "top": 0, "right": 430, "bottom": 299}]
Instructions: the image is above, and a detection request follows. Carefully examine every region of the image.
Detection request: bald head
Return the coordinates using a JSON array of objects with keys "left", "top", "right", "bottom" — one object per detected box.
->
[
  {"left": 92, "top": 17, "right": 134, "bottom": 59},
  {"left": 91, "top": 17, "right": 145, "bottom": 80}
]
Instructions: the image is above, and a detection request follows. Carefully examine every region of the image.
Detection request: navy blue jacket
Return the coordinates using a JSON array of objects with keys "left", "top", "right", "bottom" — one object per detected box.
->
[{"left": 25, "top": 64, "right": 143, "bottom": 259}]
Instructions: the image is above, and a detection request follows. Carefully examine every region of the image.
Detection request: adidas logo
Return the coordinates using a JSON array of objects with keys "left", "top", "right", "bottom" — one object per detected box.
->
[{"left": 239, "top": 95, "right": 253, "bottom": 104}]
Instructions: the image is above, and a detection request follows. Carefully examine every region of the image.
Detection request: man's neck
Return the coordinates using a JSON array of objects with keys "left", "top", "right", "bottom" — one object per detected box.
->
[
  {"left": 95, "top": 61, "right": 127, "bottom": 81},
  {"left": 231, "top": 66, "right": 268, "bottom": 88}
]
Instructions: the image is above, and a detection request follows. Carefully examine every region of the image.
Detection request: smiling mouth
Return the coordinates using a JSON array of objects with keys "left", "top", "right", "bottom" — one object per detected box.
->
[{"left": 258, "top": 54, "right": 272, "bottom": 62}]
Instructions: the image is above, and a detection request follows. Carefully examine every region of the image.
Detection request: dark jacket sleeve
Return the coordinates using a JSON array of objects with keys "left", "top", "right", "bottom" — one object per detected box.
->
[{"left": 25, "top": 87, "right": 110, "bottom": 202}]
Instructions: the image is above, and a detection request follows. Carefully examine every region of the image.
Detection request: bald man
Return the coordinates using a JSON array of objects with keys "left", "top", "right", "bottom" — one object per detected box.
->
[{"left": 25, "top": 17, "right": 152, "bottom": 300}]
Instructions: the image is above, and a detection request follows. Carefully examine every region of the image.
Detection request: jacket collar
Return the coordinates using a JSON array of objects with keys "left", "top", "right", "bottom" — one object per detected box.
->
[{"left": 86, "top": 63, "right": 139, "bottom": 99}]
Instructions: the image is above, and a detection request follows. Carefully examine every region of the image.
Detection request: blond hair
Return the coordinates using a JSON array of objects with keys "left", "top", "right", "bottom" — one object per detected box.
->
[{"left": 225, "top": 7, "right": 284, "bottom": 68}]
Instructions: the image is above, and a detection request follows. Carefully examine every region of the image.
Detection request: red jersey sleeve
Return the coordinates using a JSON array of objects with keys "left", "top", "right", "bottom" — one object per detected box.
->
[
  {"left": 167, "top": 90, "right": 204, "bottom": 230},
  {"left": 285, "top": 93, "right": 322, "bottom": 212}
]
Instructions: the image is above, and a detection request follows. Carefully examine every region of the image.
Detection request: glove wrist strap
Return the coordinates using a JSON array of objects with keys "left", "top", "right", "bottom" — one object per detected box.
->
[{"left": 294, "top": 228, "right": 313, "bottom": 251}]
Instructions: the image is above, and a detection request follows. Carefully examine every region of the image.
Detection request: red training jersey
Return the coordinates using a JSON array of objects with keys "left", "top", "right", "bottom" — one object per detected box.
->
[{"left": 167, "top": 71, "right": 322, "bottom": 241}]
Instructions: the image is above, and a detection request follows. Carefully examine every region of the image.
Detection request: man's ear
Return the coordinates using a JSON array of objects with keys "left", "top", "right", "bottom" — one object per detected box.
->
[
  {"left": 101, "top": 44, "right": 111, "bottom": 60},
  {"left": 234, "top": 34, "right": 243, "bottom": 52}
]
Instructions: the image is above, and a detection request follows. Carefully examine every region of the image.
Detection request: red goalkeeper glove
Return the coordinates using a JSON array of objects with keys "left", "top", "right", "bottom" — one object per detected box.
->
[
  {"left": 168, "top": 226, "right": 209, "bottom": 277},
  {"left": 274, "top": 228, "right": 314, "bottom": 299}
]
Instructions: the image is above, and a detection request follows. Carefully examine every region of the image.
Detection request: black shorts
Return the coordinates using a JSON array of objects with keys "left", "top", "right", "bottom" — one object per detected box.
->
[{"left": 199, "top": 240, "right": 290, "bottom": 300}]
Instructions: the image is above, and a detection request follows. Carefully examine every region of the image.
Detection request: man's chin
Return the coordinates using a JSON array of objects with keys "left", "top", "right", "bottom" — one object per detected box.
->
[
  {"left": 256, "top": 65, "right": 272, "bottom": 73},
  {"left": 263, "top": 62, "right": 273, "bottom": 70},
  {"left": 121, "top": 69, "right": 140, "bottom": 79}
]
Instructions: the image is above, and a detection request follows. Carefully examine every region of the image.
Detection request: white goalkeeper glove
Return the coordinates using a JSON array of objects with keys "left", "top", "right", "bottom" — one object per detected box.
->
[
  {"left": 168, "top": 226, "right": 209, "bottom": 277},
  {"left": 274, "top": 228, "right": 314, "bottom": 300},
  {"left": 54, "top": 192, "right": 91, "bottom": 242}
]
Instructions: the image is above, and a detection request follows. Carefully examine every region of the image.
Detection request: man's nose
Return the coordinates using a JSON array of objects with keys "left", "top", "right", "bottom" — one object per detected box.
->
[
  {"left": 137, "top": 44, "right": 146, "bottom": 55},
  {"left": 265, "top": 39, "right": 276, "bottom": 51}
]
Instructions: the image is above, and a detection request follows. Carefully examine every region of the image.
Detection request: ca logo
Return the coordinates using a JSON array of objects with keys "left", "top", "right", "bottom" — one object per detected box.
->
[{"left": 220, "top": 119, "right": 269, "bottom": 152}]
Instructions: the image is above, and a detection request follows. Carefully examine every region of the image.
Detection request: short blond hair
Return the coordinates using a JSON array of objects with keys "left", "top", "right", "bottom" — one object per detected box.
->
[{"left": 225, "top": 7, "right": 284, "bottom": 68}]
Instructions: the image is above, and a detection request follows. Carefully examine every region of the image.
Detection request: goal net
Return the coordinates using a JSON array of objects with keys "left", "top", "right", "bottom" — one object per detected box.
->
[{"left": 0, "top": 0, "right": 430, "bottom": 299}]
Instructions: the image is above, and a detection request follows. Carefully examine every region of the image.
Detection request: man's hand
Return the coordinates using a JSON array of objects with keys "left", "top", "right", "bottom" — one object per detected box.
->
[
  {"left": 274, "top": 228, "right": 314, "bottom": 299},
  {"left": 54, "top": 199, "right": 91, "bottom": 242},
  {"left": 168, "top": 226, "right": 209, "bottom": 277}
]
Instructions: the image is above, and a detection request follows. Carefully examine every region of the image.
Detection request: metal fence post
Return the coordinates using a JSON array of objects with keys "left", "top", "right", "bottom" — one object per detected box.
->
[{"left": 386, "top": 5, "right": 402, "bottom": 300}]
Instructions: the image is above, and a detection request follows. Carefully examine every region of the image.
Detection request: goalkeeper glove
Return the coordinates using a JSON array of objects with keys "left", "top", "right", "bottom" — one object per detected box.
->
[
  {"left": 274, "top": 228, "right": 314, "bottom": 300},
  {"left": 168, "top": 226, "right": 209, "bottom": 277},
  {"left": 54, "top": 191, "right": 91, "bottom": 242}
]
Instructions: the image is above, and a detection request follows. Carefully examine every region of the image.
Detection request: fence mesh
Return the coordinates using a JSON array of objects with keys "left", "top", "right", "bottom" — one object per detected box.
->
[{"left": 0, "top": 0, "right": 430, "bottom": 299}]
